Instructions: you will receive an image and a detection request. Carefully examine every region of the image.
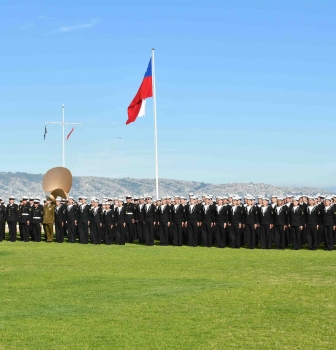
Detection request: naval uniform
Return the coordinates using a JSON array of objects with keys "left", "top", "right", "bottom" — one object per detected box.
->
[
  {"left": 19, "top": 203, "right": 31, "bottom": 242},
  {"left": 124, "top": 202, "right": 136, "bottom": 243},
  {"left": 259, "top": 205, "right": 273, "bottom": 249},
  {"left": 78, "top": 203, "right": 91, "bottom": 244},
  {"left": 185, "top": 204, "right": 201, "bottom": 247},
  {"left": 201, "top": 204, "right": 215, "bottom": 247},
  {"left": 321, "top": 206, "right": 336, "bottom": 251},
  {"left": 30, "top": 205, "right": 43, "bottom": 242},
  {"left": 66, "top": 204, "right": 78, "bottom": 243},
  {"left": 102, "top": 208, "right": 114, "bottom": 245},
  {"left": 90, "top": 206, "right": 103, "bottom": 244},
  {"left": 244, "top": 205, "right": 259, "bottom": 249},
  {"left": 55, "top": 204, "right": 66, "bottom": 243},
  {"left": 136, "top": 203, "right": 145, "bottom": 244},
  {"left": 0, "top": 204, "right": 6, "bottom": 241},
  {"left": 288, "top": 206, "right": 305, "bottom": 250},
  {"left": 172, "top": 204, "right": 185, "bottom": 246},
  {"left": 305, "top": 205, "right": 320, "bottom": 250},
  {"left": 115, "top": 206, "right": 126, "bottom": 245},
  {"left": 214, "top": 205, "right": 229, "bottom": 248},
  {"left": 144, "top": 203, "right": 157, "bottom": 246},
  {"left": 230, "top": 205, "right": 244, "bottom": 248},
  {"left": 273, "top": 206, "right": 288, "bottom": 249},
  {"left": 158, "top": 204, "right": 171, "bottom": 246}
]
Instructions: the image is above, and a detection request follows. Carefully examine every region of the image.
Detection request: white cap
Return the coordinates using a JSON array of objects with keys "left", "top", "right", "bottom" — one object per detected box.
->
[{"left": 56, "top": 196, "right": 62, "bottom": 201}]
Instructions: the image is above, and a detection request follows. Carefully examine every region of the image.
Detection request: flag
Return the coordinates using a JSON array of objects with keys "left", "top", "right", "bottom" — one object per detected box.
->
[
  {"left": 44, "top": 126, "right": 47, "bottom": 140},
  {"left": 126, "top": 58, "right": 153, "bottom": 125},
  {"left": 67, "top": 127, "right": 74, "bottom": 140}
]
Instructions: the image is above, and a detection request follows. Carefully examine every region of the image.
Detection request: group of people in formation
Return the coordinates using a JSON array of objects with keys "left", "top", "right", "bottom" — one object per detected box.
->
[{"left": 0, "top": 192, "right": 335, "bottom": 251}]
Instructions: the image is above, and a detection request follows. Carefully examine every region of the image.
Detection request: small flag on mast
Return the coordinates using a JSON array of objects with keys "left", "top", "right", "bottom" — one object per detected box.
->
[
  {"left": 44, "top": 126, "right": 47, "bottom": 140},
  {"left": 66, "top": 127, "right": 74, "bottom": 140},
  {"left": 126, "top": 58, "right": 153, "bottom": 125}
]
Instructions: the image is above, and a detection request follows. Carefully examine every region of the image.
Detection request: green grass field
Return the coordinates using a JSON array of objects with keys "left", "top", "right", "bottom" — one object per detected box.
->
[{"left": 1, "top": 240, "right": 336, "bottom": 349}]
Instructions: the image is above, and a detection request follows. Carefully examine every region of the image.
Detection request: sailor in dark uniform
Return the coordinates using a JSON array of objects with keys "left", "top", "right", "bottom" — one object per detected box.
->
[
  {"left": 90, "top": 199, "right": 102, "bottom": 244},
  {"left": 78, "top": 197, "right": 91, "bottom": 244},
  {"left": 288, "top": 197, "right": 305, "bottom": 250},
  {"left": 172, "top": 196, "right": 185, "bottom": 246},
  {"left": 259, "top": 197, "right": 274, "bottom": 249},
  {"left": 321, "top": 197, "right": 336, "bottom": 251},
  {"left": 158, "top": 196, "right": 171, "bottom": 246},
  {"left": 30, "top": 199, "right": 43, "bottom": 242},
  {"left": 28, "top": 198, "right": 34, "bottom": 240},
  {"left": 55, "top": 197, "right": 66, "bottom": 243},
  {"left": 124, "top": 195, "right": 136, "bottom": 243},
  {"left": 66, "top": 197, "right": 78, "bottom": 243},
  {"left": 102, "top": 201, "right": 114, "bottom": 245},
  {"left": 273, "top": 197, "right": 288, "bottom": 249},
  {"left": 185, "top": 196, "right": 201, "bottom": 247},
  {"left": 0, "top": 198, "right": 6, "bottom": 241},
  {"left": 305, "top": 196, "right": 320, "bottom": 250},
  {"left": 115, "top": 198, "right": 126, "bottom": 245},
  {"left": 229, "top": 197, "right": 244, "bottom": 248},
  {"left": 180, "top": 196, "right": 188, "bottom": 244},
  {"left": 201, "top": 195, "right": 215, "bottom": 247},
  {"left": 133, "top": 197, "right": 139, "bottom": 241},
  {"left": 144, "top": 195, "right": 157, "bottom": 246},
  {"left": 244, "top": 195, "right": 259, "bottom": 249},
  {"left": 19, "top": 196, "right": 31, "bottom": 242},
  {"left": 136, "top": 196, "right": 145, "bottom": 244},
  {"left": 214, "top": 196, "right": 229, "bottom": 248}
]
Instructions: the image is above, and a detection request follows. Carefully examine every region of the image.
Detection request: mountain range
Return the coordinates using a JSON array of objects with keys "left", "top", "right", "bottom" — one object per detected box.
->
[{"left": 0, "top": 172, "right": 329, "bottom": 201}]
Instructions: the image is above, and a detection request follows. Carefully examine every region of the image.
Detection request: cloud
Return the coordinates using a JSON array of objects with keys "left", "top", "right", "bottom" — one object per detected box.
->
[{"left": 58, "top": 19, "right": 97, "bottom": 33}]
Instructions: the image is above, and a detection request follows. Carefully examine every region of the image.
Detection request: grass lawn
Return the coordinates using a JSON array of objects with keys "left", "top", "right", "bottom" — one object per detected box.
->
[{"left": 0, "top": 240, "right": 336, "bottom": 349}]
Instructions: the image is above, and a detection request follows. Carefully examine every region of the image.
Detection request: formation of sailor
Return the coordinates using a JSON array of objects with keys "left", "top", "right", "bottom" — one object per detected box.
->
[{"left": 0, "top": 193, "right": 335, "bottom": 251}]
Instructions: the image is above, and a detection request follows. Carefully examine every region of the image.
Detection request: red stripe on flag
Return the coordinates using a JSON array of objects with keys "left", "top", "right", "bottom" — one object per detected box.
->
[{"left": 67, "top": 127, "right": 74, "bottom": 140}]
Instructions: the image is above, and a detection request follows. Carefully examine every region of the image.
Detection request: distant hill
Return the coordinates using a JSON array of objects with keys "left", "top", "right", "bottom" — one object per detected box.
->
[{"left": 0, "top": 172, "right": 327, "bottom": 201}]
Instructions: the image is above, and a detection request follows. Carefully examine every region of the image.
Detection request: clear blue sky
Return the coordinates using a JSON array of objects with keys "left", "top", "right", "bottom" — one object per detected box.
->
[{"left": 0, "top": 0, "right": 335, "bottom": 187}]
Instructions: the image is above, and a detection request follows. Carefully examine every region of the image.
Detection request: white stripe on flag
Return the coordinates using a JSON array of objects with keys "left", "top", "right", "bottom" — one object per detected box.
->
[{"left": 138, "top": 99, "right": 146, "bottom": 117}]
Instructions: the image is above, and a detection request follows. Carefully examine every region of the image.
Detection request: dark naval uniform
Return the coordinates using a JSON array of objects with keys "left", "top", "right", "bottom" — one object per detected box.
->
[
  {"left": 259, "top": 205, "right": 274, "bottom": 249},
  {"left": 0, "top": 203, "right": 6, "bottom": 241},
  {"left": 230, "top": 205, "right": 244, "bottom": 248},
  {"left": 244, "top": 206, "right": 259, "bottom": 249},
  {"left": 102, "top": 208, "right": 114, "bottom": 245},
  {"left": 185, "top": 204, "right": 201, "bottom": 247},
  {"left": 172, "top": 203, "right": 185, "bottom": 246},
  {"left": 144, "top": 203, "right": 157, "bottom": 246},
  {"left": 201, "top": 204, "right": 215, "bottom": 247},
  {"left": 115, "top": 206, "right": 126, "bottom": 245},
  {"left": 305, "top": 205, "right": 320, "bottom": 250},
  {"left": 78, "top": 203, "right": 91, "bottom": 244},
  {"left": 214, "top": 205, "right": 229, "bottom": 248},
  {"left": 321, "top": 205, "right": 336, "bottom": 251},
  {"left": 90, "top": 206, "right": 103, "bottom": 244},
  {"left": 66, "top": 204, "right": 78, "bottom": 243},
  {"left": 55, "top": 204, "right": 66, "bottom": 243},
  {"left": 30, "top": 205, "right": 43, "bottom": 242},
  {"left": 136, "top": 203, "right": 145, "bottom": 244},
  {"left": 273, "top": 206, "right": 288, "bottom": 249},
  {"left": 158, "top": 204, "right": 172, "bottom": 246},
  {"left": 288, "top": 206, "right": 305, "bottom": 250},
  {"left": 19, "top": 203, "right": 31, "bottom": 242},
  {"left": 124, "top": 201, "right": 136, "bottom": 243},
  {"left": 6, "top": 203, "right": 19, "bottom": 242}
]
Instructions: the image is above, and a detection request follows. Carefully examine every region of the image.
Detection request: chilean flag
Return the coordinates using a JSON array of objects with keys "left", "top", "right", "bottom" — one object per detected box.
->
[{"left": 126, "top": 58, "right": 153, "bottom": 125}]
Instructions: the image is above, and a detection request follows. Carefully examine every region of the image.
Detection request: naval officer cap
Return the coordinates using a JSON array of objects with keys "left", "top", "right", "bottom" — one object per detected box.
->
[
  {"left": 9, "top": 196, "right": 15, "bottom": 200},
  {"left": 139, "top": 196, "right": 145, "bottom": 200},
  {"left": 216, "top": 196, "right": 223, "bottom": 200},
  {"left": 190, "top": 195, "right": 197, "bottom": 200},
  {"left": 126, "top": 195, "right": 132, "bottom": 199},
  {"left": 286, "top": 194, "right": 294, "bottom": 198},
  {"left": 245, "top": 195, "right": 254, "bottom": 200},
  {"left": 180, "top": 196, "right": 186, "bottom": 200},
  {"left": 271, "top": 195, "right": 278, "bottom": 198},
  {"left": 34, "top": 199, "right": 40, "bottom": 204},
  {"left": 293, "top": 196, "right": 300, "bottom": 201},
  {"left": 56, "top": 196, "right": 62, "bottom": 201},
  {"left": 308, "top": 195, "right": 315, "bottom": 200},
  {"left": 68, "top": 196, "right": 74, "bottom": 200},
  {"left": 22, "top": 196, "right": 29, "bottom": 200},
  {"left": 29, "top": 198, "right": 34, "bottom": 201},
  {"left": 146, "top": 195, "right": 153, "bottom": 199},
  {"left": 174, "top": 195, "right": 180, "bottom": 198},
  {"left": 133, "top": 197, "right": 139, "bottom": 201},
  {"left": 118, "top": 198, "right": 124, "bottom": 202},
  {"left": 262, "top": 197, "right": 269, "bottom": 201},
  {"left": 325, "top": 196, "right": 332, "bottom": 201}
]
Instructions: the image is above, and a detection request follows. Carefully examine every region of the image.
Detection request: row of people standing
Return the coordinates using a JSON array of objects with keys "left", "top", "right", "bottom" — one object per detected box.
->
[{"left": 0, "top": 193, "right": 335, "bottom": 250}]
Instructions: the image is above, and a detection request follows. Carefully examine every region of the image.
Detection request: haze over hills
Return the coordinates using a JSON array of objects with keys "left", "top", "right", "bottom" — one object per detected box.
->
[{"left": 0, "top": 172, "right": 329, "bottom": 201}]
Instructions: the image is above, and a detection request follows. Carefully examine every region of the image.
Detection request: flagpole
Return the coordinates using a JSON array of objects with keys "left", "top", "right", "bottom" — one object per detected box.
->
[
  {"left": 62, "top": 104, "right": 65, "bottom": 167},
  {"left": 152, "top": 48, "right": 159, "bottom": 198}
]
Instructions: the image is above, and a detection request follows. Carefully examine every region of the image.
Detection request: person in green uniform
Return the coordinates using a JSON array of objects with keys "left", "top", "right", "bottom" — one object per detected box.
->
[{"left": 43, "top": 197, "right": 55, "bottom": 242}]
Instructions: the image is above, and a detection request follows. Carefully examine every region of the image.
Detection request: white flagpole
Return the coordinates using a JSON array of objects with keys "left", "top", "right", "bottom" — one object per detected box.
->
[
  {"left": 62, "top": 104, "right": 65, "bottom": 167},
  {"left": 152, "top": 48, "right": 159, "bottom": 198}
]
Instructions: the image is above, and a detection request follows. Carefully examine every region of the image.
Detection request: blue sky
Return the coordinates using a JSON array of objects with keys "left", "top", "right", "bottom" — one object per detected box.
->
[{"left": 0, "top": 0, "right": 335, "bottom": 187}]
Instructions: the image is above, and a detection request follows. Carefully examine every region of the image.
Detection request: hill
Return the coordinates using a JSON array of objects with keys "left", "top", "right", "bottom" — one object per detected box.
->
[{"left": 0, "top": 171, "right": 326, "bottom": 200}]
